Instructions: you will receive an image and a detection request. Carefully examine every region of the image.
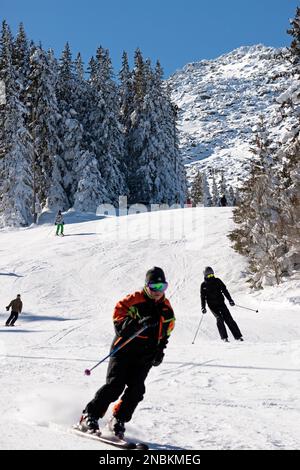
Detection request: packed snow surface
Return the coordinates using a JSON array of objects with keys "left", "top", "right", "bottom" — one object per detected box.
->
[{"left": 0, "top": 208, "right": 299, "bottom": 449}]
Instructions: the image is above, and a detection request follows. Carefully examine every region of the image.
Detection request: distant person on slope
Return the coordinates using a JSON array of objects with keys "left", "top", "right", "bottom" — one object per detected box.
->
[
  {"left": 77, "top": 267, "right": 175, "bottom": 439},
  {"left": 5, "top": 294, "right": 23, "bottom": 326},
  {"left": 220, "top": 195, "right": 227, "bottom": 207},
  {"left": 55, "top": 210, "right": 65, "bottom": 236},
  {"left": 200, "top": 267, "right": 243, "bottom": 342}
]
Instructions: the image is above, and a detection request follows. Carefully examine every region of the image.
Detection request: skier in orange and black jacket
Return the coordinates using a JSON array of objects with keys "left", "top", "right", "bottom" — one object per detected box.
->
[{"left": 79, "top": 267, "right": 175, "bottom": 438}]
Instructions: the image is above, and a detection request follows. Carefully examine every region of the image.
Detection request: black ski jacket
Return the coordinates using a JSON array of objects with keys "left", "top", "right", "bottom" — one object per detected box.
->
[{"left": 200, "top": 277, "right": 233, "bottom": 309}]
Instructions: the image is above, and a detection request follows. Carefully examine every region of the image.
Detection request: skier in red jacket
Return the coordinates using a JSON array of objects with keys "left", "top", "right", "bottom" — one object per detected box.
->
[{"left": 78, "top": 267, "right": 175, "bottom": 438}]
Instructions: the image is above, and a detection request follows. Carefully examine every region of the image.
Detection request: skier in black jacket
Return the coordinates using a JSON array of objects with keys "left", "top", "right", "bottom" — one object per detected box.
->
[{"left": 200, "top": 267, "right": 243, "bottom": 342}]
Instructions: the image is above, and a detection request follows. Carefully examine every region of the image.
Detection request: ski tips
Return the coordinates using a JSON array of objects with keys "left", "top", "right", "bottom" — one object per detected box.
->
[{"left": 84, "top": 369, "right": 91, "bottom": 376}]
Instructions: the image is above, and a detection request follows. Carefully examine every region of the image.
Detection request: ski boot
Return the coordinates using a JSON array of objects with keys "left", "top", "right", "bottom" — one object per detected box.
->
[
  {"left": 222, "top": 338, "right": 229, "bottom": 342},
  {"left": 78, "top": 413, "right": 100, "bottom": 434},
  {"left": 236, "top": 337, "right": 244, "bottom": 342},
  {"left": 108, "top": 416, "right": 126, "bottom": 439}
]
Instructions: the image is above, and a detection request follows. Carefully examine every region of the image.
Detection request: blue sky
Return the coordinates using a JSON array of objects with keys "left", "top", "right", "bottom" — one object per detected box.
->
[{"left": 1, "top": 0, "right": 299, "bottom": 77}]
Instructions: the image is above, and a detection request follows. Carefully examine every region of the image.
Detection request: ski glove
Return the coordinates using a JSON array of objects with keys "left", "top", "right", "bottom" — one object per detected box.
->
[
  {"left": 6, "top": 306, "right": 9, "bottom": 311},
  {"left": 152, "top": 351, "right": 164, "bottom": 367},
  {"left": 139, "top": 316, "right": 158, "bottom": 329},
  {"left": 229, "top": 300, "right": 235, "bottom": 306},
  {"left": 201, "top": 308, "right": 207, "bottom": 314}
]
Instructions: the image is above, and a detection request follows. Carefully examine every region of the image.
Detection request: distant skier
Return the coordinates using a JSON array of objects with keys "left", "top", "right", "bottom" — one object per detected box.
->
[
  {"left": 200, "top": 267, "right": 243, "bottom": 342},
  {"left": 55, "top": 210, "right": 65, "bottom": 236},
  {"left": 220, "top": 195, "right": 227, "bottom": 207},
  {"left": 78, "top": 267, "right": 175, "bottom": 438},
  {"left": 186, "top": 197, "right": 193, "bottom": 208},
  {"left": 5, "top": 294, "right": 23, "bottom": 326}
]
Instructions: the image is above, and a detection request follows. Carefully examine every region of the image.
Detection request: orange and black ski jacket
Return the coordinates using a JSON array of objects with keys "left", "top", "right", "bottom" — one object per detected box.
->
[{"left": 112, "top": 289, "right": 175, "bottom": 353}]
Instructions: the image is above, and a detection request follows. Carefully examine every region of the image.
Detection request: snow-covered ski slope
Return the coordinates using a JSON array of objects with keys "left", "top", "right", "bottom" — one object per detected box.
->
[{"left": 0, "top": 208, "right": 299, "bottom": 450}]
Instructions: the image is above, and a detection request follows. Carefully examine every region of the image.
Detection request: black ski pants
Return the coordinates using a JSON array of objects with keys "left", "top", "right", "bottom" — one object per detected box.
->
[
  {"left": 85, "top": 351, "right": 152, "bottom": 423},
  {"left": 6, "top": 311, "right": 19, "bottom": 326},
  {"left": 209, "top": 303, "right": 242, "bottom": 340}
]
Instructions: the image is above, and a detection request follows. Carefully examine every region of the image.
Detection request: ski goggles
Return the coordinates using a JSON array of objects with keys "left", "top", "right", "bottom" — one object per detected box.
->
[
  {"left": 147, "top": 282, "right": 168, "bottom": 293},
  {"left": 206, "top": 274, "right": 214, "bottom": 278}
]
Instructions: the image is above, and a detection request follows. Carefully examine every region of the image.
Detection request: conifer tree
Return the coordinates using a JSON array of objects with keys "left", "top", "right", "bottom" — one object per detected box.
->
[
  {"left": 119, "top": 51, "right": 134, "bottom": 132},
  {"left": 230, "top": 117, "right": 288, "bottom": 286},
  {"left": 211, "top": 174, "right": 219, "bottom": 206},
  {"left": 73, "top": 150, "right": 109, "bottom": 212},
  {"left": 0, "top": 21, "right": 33, "bottom": 226},
  {"left": 126, "top": 52, "right": 186, "bottom": 205},
  {"left": 89, "top": 46, "right": 126, "bottom": 205},
  {"left": 27, "top": 46, "right": 64, "bottom": 212},
  {"left": 56, "top": 43, "right": 83, "bottom": 205},
  {"left": 228, "top": 186, "right": 236, "bottom": 206},
  {"left": 287, "top": 6, "right": 300, "bottom": 65},
  {"left": 202, "top": 172, "right": 212, "bottom": 207},
  {"left": 12, "top": 23, "right": 30, "bottom": 106},
  {"left": 190, "top": 170, "right": 203, "bottom": 205}
]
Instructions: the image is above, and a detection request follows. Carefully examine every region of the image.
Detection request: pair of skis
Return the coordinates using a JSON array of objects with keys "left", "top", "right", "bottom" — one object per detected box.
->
[{"left": 72, "top": 424, "right": 149, "bottom": 450}]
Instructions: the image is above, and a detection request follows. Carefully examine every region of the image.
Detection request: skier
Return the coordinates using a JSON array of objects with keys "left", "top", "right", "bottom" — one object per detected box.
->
[
  {"left": 55, "top": 210, "right": 64, "bottom": 236},
  {"left": 200, "top": 267, "right": 243, "bottom": 342},
  {"left": 220, "top": 195, "right": 227, "bottom": 207},
  {"left": 5, "top": 294, "right": 23, "bottom": 326},
  {"left": 78, "top": 267, "right": 175, "bottom": 438}
]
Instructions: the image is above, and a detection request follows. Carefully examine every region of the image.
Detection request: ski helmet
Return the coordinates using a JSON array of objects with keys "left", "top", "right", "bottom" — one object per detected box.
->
[
  {"left": 203, "top": 266, "right": 214, "bottom": 278},
  {"left": 145, "top": 267, "right": 166, "bottom": 284}
]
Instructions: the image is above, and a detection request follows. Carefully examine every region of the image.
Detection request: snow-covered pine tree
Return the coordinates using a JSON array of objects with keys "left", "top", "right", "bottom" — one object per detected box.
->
[
  {"left": 27, "top": 46, "right": 67, "bottom": 213},
  {"left": 73, "top": 150, "right": 109, "bottom": 212},
  {"left": 230, "top": 117, "right": 286, "bottom": 287},
  {"left": 69, "top": 52, "right": 110, "bottom": 211},
  {"left": 119, "top": 51, "right": 134, "bottom": 133},
  {"left": 271, "top": 13, "right": 300, "bottom": 276},
  {"left": 12, "top": 23, "right": 30, "bottom": 106},
  {"left": 287, "top": 6, "right": 300, "bottom": 66},
  {"left": 118, "top": 51, "right": 133, "bottom": 182},
  {"left": 73, "top": 52, "right": 90, "bottom": 148},
  {"left": 56, "top": 43, "right": 83, "bottom": 206},
  {"left": 0, "top": 21, "right": 33, "bottom": 227},
  {"left": 190, "top": 170, "right": 203, "bottom": 206},
  {"left": 125, "top": 48, "right": 147, "bottom": 203},
  {"left": 202, "top": 172, "right": 212, "bottom": 207},
  {"left": 159, "top": 75, "right": 187, "bottom": 205},
  {"left": 75, "top": 52, "right": 84, "bottom": 81},
  {"left": 126, "top": 52, "right": 186, "bottom": 205},
  {"left": 228, "top": 186, "right": 236, "bottom": 206},
  {"left": 228, "top": 8, "right": 300, "bottom": 287},
  {"left": 218, "top": 171, "right": 227, "bottom": 203},
  {"left": 88, "top": 46, "right": 126, "bottom": 206},
  {"left": 211, "top": 174, "right": 219, "bottom": 206}
]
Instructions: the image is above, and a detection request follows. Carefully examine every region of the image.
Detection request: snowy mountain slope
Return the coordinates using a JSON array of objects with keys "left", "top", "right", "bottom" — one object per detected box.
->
[
  {"left": 0, "top": 208, "right": 299, "bottom": 450},
  {"left": 169, "top": 45, "right": 295, "bottom": 186}
]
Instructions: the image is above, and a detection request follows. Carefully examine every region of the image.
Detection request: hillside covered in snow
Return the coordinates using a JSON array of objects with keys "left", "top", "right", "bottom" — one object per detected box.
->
[
  {"left": 0, "top": 208, "right": 299, "bottom": 450},
  {"left": 169, "top": 45, "right": 295, "bottom": 185}
]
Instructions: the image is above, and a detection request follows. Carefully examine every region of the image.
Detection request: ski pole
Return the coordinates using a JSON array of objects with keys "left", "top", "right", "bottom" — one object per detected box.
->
[
  {"left": 84, "top": 324, "right": 149, "bottom": 376},
  {"left": 192, "top": 314, "right": 204, "bottom": 344},
  {"left": 235, "top": 304, "right": 259, "bottom": 313}
]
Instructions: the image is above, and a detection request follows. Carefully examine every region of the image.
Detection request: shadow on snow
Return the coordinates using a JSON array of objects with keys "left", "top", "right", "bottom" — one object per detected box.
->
[{"left": 0, "top": 272, "right": 23, "bottom": 277}]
